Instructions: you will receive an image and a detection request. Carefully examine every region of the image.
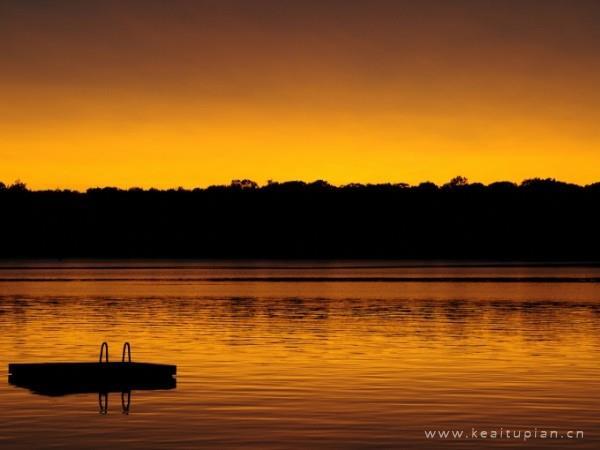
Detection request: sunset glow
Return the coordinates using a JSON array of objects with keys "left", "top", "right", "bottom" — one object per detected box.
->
[{"left": 1, "top": 0, "right": 599, "bottom": 189}]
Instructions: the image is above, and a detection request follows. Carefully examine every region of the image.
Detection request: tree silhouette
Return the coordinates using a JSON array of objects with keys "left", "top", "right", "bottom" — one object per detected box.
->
[
  {"left": 444, "top": 176, "right": 469, "bottom": 189},
  {"left": 7, "top": 180, "right": 28, "bottom": 192},
  {"left": 1, "top": 177, "right": 599, "bottom": 259}
]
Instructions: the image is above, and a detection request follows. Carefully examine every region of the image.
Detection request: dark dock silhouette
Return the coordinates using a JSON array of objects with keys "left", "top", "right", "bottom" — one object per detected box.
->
[{"left": 8, "top": 343, "right": 176, "bottom": 397}]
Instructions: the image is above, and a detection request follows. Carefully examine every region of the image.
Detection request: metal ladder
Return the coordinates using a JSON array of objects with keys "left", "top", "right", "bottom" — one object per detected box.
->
[{"left": 98, "top": 342, "right": 132, "bottom": 363}]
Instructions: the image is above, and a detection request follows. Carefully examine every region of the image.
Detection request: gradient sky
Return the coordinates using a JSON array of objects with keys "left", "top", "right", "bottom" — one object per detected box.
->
[{"left": 1, "top": 0, "right": 600, "bottom": 189}]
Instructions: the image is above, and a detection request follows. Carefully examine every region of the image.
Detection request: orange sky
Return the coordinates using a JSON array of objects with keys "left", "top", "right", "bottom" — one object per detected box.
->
[{"left": 1, "top": 0, "right": 599, "bottom": 189}]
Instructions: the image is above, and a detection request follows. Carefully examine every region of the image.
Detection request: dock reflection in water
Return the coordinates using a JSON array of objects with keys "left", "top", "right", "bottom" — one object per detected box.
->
[
  {"left": 9, "top": 377, "right": 175, "bottom": 415},
  {"left": 9, "top": 374, "right": 176, "bottom": 397}
]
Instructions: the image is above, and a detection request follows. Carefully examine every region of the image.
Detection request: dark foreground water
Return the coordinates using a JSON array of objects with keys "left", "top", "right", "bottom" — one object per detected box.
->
[{"left": 1, "top": 261, "right": 599, "bottom": 449}]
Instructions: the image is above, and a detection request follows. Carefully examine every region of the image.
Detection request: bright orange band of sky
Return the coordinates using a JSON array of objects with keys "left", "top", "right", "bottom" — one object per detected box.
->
[{"left": 1, "top": 0, "right": 599, "bottom": 189}]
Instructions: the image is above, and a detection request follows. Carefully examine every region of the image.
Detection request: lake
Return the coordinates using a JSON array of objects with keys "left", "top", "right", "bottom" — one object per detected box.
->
[{"left": 1, "top": 261, "right": 599, "bottom": 449}]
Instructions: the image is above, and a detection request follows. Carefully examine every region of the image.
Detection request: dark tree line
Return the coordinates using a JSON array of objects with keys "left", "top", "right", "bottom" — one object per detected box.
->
[{"left": 1, "top": 177, "right": 599, "bottom": 259}]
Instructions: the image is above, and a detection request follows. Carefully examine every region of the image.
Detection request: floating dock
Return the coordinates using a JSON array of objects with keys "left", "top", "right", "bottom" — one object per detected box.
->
[{"left": 8, "top": 342, "right": 176, "bottom": 396}]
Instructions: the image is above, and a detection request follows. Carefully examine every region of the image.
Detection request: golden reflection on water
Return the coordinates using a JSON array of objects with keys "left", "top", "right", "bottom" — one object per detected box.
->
[{"left": 0, "top": 263, "right": 599, "bottom": 449}]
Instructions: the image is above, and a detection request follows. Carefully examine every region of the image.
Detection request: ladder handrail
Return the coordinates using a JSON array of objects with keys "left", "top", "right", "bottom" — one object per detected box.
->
[
  {"left": 99, "top": 342, "right": 109, "bottom": 363},
  {"left": 122, "top": 342, "right": 131, "bottom": 363}
]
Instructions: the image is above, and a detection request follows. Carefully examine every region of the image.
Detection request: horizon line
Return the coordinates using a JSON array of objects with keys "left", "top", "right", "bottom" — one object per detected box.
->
[{"left": 2, "top": 176, "right": 600, "bottom": 193}]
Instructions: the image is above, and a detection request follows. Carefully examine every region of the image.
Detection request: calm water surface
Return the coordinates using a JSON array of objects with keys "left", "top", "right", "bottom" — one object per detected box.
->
[{"left": 0, "top": 261, "right": 599, "bottom": 449}]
